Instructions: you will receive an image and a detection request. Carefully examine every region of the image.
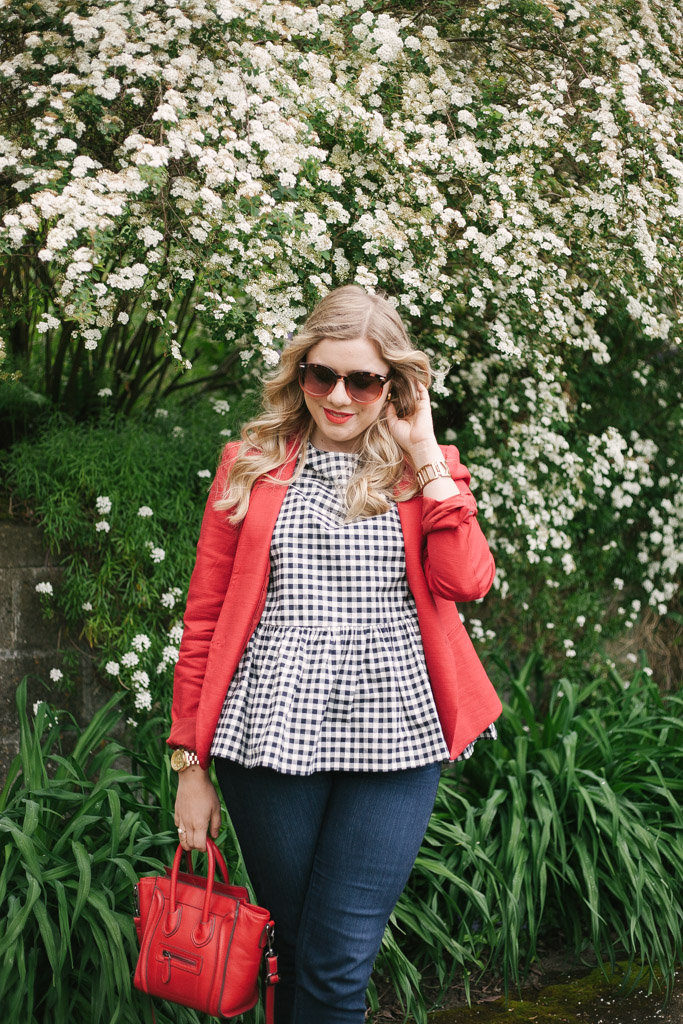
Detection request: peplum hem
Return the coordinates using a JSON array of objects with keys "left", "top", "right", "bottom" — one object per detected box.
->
[{"left": 210, "top": 617, "right": 451, "bottom": 775}]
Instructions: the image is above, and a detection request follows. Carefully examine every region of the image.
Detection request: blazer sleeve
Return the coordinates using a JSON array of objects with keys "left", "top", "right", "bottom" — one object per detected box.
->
[
  {"left": 167, "top": 442, "right": 241, "bottom": 750},
  {"left": 420, "top": 444, "right": 495, "bottom": 602}
]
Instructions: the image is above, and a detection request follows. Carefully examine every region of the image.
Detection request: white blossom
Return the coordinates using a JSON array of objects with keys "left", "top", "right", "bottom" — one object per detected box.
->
[
  {"left": 0, "top": 0, "right": 678, "bottom": 657},
  {"left": 134, "top": 688, "right": 153, "bottom": 711},
  {"left": 161, "top": 587, "right": 182, "bottom": 609},
  {"left": 168, "top": 623, "right": 184, "bottom": 644},
  {"left": 36, "top": 314, "right": 60, "bottom": 334}
]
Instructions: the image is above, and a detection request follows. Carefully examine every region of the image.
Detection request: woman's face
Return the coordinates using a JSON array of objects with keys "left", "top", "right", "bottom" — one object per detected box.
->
[{"left": 301, "top": 336, "right": 392, "bottom": 453}]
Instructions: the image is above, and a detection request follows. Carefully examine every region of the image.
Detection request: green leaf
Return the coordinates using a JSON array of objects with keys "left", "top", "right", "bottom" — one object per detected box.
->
[
  {"left": 31, "top": 895, "right": 60, "bottom": 976},
  {"left": 70, "top": 841, "right": 91, "bottom": 929},
  {"left": 0, "top": 819, "right": 43, "bottom": 882},
  {"left": 0, "top": 875, "right": 41, "bottom": 958}
]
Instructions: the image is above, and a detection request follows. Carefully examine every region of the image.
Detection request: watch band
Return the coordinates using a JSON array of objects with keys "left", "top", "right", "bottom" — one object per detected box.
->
[
  {"left": 170, "top": 748, "right": 200, "bottom": 772},
  {"left": 416, "top": 460, "right": 451, "bottom": 490}
]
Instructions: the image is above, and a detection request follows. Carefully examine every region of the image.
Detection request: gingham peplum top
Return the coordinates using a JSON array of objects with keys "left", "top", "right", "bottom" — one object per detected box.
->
[{"left": 210, "top": 443, "right": 496, "bottom": 775}]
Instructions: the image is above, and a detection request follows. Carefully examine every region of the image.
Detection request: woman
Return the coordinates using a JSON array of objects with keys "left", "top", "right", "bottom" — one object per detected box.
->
[{"left": 168, "top": 284, "right": 501, "bottom": 1024}]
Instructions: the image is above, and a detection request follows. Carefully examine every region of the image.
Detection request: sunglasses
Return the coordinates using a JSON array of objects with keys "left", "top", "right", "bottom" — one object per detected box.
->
[{"left": 298, "top": 362, "right": 392, "bottom": 404}]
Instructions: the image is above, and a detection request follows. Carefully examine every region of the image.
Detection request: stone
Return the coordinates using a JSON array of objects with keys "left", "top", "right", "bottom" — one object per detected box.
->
[
  {"left": 0, "top": 568, "right": 15, "bottom": 647},
  {"left": 0, "top": 520, "right": 50, "bottom": 568},
  {"left": 13, "top": 566, "right": 65, "bottom": 651}
]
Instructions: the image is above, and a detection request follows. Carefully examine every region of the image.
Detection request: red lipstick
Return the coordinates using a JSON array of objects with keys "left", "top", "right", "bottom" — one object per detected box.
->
[{"left": 323, "top": 408, "right": 353, "bottom": 424}]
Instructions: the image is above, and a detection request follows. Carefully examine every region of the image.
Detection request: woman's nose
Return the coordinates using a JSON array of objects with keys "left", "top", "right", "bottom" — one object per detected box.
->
[{"left": 327, "top": 378, "right": 352, "bottom": 405}]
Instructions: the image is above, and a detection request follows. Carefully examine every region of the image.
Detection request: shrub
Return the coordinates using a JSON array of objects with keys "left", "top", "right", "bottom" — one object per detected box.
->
[
  {"left": 378, "top": 653, "right": 683, "bottom": 1023},
  {"left": 0, "top": 0, "right": 680, "bottom": 665},
  {"left": 1, "top": 680, "right": 167, "bottom": 1021},
  {"left": 0, "top": 679, "right": 258, "bottom": 1024},
  {"left": 2, "top": 659, "right": 680, "bottom": 1024},
  {"left": 0, "top": 397, "right": 255, "bottom": 719}
]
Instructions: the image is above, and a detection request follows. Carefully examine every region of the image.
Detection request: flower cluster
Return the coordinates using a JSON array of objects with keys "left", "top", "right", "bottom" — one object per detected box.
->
[{"left": 3, "top": 0, "right": 680, "bottom": 694}]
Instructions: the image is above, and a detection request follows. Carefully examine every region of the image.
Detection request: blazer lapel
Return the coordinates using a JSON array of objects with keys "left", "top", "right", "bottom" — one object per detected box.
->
[{"left": 230, "top": 441, "right": 301, "bottom": 585}]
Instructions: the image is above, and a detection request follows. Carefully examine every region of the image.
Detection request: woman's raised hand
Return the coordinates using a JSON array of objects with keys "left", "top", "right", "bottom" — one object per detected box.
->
[
  {"left": 385, "top": 381, "right": 441, "bottom": 464},
  {"left": 174, "top": 767, "right": 222, "bottom": 852}
]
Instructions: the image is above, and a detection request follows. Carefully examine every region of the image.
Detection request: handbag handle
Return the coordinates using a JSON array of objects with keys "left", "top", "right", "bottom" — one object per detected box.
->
[
  {"left": 168, "top": 838, "right": 222, "bottom": 937},
  {"left": 182, "top": 842, "right": 230, "bottom": 885}
]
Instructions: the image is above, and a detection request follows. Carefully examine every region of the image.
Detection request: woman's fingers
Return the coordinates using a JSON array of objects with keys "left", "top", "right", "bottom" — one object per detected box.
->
[
  {"left": 176, "top": 822, "right": 191, "bottom": 851},
  {"left": 176, "top": 824, "right": 208, "bottom": 852},
  {"left": 187, "top": 826, "right": 208, "bottom": 852},
  {"left": 175, "top": 813, "right": 219, "bottom": 852},
  {"left": 386, "top": 381, "right": 435, "bottom": 451},
  {"left": 175, "top": 814, "right": 192, "bottom": 850},
  {"left": 174, "top": 769, "right": 222, "bottom": 851}
]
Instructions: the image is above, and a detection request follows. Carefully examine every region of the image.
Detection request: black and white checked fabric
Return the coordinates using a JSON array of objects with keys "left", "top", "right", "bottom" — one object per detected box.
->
[{"left": 210, "top": 442, "right": 496, "bottom": 775}]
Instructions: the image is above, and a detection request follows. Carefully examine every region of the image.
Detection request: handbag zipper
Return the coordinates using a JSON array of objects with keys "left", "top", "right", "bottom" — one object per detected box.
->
[{"left": 161, "top": 948, "right": 200, "bottom": 982}]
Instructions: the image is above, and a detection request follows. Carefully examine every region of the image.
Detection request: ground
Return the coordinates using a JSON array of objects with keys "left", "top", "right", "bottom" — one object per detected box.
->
[{"left": 372, "top": 949, "right": 682, "bottom": 1024}]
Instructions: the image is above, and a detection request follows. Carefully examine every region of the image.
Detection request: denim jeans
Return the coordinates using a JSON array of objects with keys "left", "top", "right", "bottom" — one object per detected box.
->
[{"left": 214, "top": 759, "right": 442, "bottom": 1024}]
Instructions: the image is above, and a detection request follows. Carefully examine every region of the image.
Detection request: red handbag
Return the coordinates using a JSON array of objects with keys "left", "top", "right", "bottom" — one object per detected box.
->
[{"left": 133, "top": 838, "right": 278, "bottom": 1022}]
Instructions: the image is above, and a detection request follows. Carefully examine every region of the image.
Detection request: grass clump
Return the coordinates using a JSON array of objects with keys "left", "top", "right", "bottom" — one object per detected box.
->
[
  {"left": 0, "top": 679, "right": 245, "bottom": 1024},
  {"left": 376, "top": 654, "right": 682, "bottom": 1023}
]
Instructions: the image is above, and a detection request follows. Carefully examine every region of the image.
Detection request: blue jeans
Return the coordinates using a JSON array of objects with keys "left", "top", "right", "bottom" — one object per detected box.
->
[{"left": 214, "top": 759, "right": 442, "bottom": 1024}]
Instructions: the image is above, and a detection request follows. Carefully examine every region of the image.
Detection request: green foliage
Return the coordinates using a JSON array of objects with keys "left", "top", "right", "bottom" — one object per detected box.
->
[
  {"left": 376, "top": 653, "right": 683, "bottom": 1023},
  {"left": 0, "top": 679, "right": 265, "bottom": 1024},
  {"left": 1, "top": 661, "right": 680, "bottom": 1024},
  {"left": 0, "top": 395, "right": 257, "bottom": 717},
  {"left": 0, "top": 378, "right": 52, "bottom": 448},
  {"left": 0, "top": 679, "right": 176, "bottom": 1022}
]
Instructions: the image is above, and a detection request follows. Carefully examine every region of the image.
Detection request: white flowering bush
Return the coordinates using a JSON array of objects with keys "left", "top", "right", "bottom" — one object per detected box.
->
[{"left": 1, "top": 0, "right": 680, "bottom": 676}]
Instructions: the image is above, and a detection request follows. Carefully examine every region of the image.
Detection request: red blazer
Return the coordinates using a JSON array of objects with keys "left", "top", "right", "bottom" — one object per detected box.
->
[{"left": 168, "top": 441, "right": 502, "bottom": 768}]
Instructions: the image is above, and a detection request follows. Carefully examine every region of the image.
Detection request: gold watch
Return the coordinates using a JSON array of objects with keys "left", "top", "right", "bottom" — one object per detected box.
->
[
  {"left": 416, "top": 460, "right": 451, "bottom": 490},
  {"left": 170, "top": 748, "right": 200, "bottom": 772}
]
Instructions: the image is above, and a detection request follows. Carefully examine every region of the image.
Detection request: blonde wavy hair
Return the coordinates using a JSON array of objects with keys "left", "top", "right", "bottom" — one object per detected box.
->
[{"left": 214, "top": 284, "right": 432, "bottom": 523}]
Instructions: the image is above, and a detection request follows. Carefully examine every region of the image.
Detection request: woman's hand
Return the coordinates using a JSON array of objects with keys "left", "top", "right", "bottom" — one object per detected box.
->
[
  {"left": 386, "top": 380, "right": 460, "bottom": 500},
  {"left": 385, "top": 381, "right": 443, "bottom": 468},
  {"left": 174, "top": 766, "right": 222, "bottom": 852}
]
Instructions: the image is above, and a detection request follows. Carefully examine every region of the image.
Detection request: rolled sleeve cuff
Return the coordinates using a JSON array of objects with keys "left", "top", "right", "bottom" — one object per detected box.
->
[
  {"left": 167, "top": 717, "right": 197, "bottom": 752},
  {"left": 421, "top": 493, "right": 478, "bottom": 534}
]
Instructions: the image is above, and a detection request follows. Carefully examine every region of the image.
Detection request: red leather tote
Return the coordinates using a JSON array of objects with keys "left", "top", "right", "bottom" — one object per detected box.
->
[{"left": 133, "top": 838, "right": 278, "bottom": 1022}]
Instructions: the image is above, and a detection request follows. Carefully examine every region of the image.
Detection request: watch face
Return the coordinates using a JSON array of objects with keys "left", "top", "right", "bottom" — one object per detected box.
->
[{"left": 170, "top": 749, "right": 186, "bottom": 771}]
